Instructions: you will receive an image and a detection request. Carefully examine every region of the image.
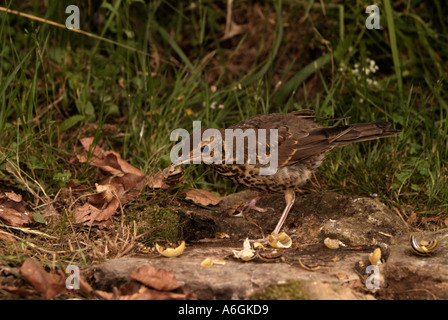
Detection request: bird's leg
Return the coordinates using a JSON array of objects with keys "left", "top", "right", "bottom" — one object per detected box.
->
[
  {"left": 234, "top": 193, "right": 269, "bottom": 243},
  {"left": 272, "top": 190, "right": 296, "bottom": 234},
  {"left": 240, "top": 193, "right": 267, "bottom": 234},
  {"left": 245, "top": 191, "right": 295, "bottom": 244}
]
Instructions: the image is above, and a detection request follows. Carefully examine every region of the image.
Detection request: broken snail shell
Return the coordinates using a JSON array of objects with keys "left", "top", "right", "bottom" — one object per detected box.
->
[
  {"left": 409, "top": 235, "right": 438, "bottom": 257},
  {"left": 155, "top": 241, "right": 186, "bottom": 257},
  {"left": 215, "top": 232, "right": 230, "bottom": 239},
  {"left": 267, "top": 232, "right": 292, "bottom": 249},
  {"left": 324, "top": 237, "right": 343, "bottom": 250},
  {"left": 252, "top": 242, "right": 266, "bottom": 250},
  {"left": 256, "top": 250, "right": 283, "bottom": 262},
  {"left": 200, "top": 258, "right": 226, "bottom": 267},
  {"left": 298, "top": 258, "right": 321, "bottom": 271},
  {"left": 369, "top": 248, "right": 382, "bottom": 265},
  {"left": 200, "top": 258, "right": 214, "bottom": 267},
  {"left": 227, "top": 201, "right": 244, "bottom": 217},
  {"left": 161, "top": 165, "right": 184, "bottom": 186},
  {"left": 233, "top": 238, "right": 256, "bottom": 261}
]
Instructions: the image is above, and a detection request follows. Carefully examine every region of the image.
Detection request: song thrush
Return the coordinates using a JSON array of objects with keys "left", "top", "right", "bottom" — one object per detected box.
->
[{"left": 174, "top": 109, "right": 400, "bottom": 237}]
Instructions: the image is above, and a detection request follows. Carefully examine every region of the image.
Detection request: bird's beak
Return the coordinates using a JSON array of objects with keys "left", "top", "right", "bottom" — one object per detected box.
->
[
  {"left": 172, "top": 158, "right": 190, "bottom": 167},
  {"left": 172, "top": 153, "right": 201, "bottom": 167}
]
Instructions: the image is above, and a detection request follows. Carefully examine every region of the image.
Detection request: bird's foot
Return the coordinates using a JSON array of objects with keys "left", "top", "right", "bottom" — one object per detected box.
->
[
  {"left": 227, "top": 197, "right": 273, "bottom": 217},
  {"left": 242, "top": 201, "right": 272, "bottom": 213},
  {"left": 241, "top": 194, "right": 274, "bottom": 214}
]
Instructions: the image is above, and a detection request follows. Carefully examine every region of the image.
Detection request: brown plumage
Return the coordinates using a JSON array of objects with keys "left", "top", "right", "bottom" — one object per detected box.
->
[{"left": 178, "top": 109, "right": 400, "bottom": 236}]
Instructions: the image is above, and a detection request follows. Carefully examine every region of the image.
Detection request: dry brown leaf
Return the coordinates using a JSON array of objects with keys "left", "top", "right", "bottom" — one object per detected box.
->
[
  {"left": 184, "top": 189, "right": 222, "bottom": 206},
  {"left": 77, "top": 137, "right": 144, "bottom": 177},
  {"left": 71, "top": 138, "right": 159, "bottom": 229},
  {"left": 147, "top": 171, "right": 169, "bottom": 189},
  {"left": 406, "top": 212, "right": 418, "bottom": 225},
  {"left": 88, "top": 183, "right": 124, "bottom": 205},
  {"left": 79, "top": 137, "right": 103, "bottom": 158},
  {"left": 104, "top": 152, "right": 144, "bottom": 177},
  {"left": 19, "top": 258, "right": 66, "bottom": 299},
  {"left": 72, "top": 199, "right": 120, "bottom": 228},
  {"left": 0, "top": 230, "right": 17, "bottom": 243},
  {"left": 129, "top": 265, "right": 183, "bottom": 291},
  {"left": 82, "top": 265, "right": 196, "bottom": 300},
  {"left": 0, "top": 193, "right": 33, "bottom": 227},
  {"left": 100, "top": 173, "right": 145, "bottom": 192},
  {"left": 72, "top": 138, "right": 146, "bottom": 228},
  {"left": 71, "top": 180, "right": 129, "bottom": 228},
  {"left": 5, "top": 191, "right": 22, "bottom": 202},
  {"left": 0, "top": 206, "right": 33, "bottom": 227},
  {"left": 97, "top": 174, "right": 146, "bottom": 205},
  {"left": 96, "top": 281, "right": 191, "bottom": 300},
  {"left": 0, "top": 285, "right": 36, "bottom": 298},
  {"left": 92, "top": 289, "right": 115, "bottom": 300},
  {"left": 147, "top": 166, "right": 184, "bottom": 189},
  {"left": 67, "top": 180, "right": 89, "bottom": 192},
  {"left": 118, "top": 286, "right": 189, "bottom": 300}
]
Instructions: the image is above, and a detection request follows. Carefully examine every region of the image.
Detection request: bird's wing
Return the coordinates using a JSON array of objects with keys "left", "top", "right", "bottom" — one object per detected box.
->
[
  {"left": 226, "top": 113, "right": 314, "bottom": 166},
  {"left": 277, "top": 121, "right": 399, "bottom": 167},
  {"left": 225, "top": 111, "right": 398, "bottom": 168}
]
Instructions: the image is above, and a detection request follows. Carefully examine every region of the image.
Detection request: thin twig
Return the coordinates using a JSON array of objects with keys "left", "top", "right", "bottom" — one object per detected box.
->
[{"left": 0, "top": 6, "right": 149, "bottom": 57}]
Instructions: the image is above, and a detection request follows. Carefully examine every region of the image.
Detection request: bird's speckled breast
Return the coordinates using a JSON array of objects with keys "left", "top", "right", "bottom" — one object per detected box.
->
[{"left": 211, "top": 162, "right": 313, "bottom": 192}]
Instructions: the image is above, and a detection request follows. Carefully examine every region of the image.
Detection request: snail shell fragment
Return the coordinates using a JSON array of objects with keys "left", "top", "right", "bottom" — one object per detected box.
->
[
  {"left": 267, "top": 232, "right": 292, "bottom": 249},
  {"left": 369, "top": 248, "right": 382, "bottom": 265},
  {"left": 155, "top": 241, "right": 186, "bottom": 257},
  {"left": 233, "top": 238, "right": 256, "bottom": 261},
  {"left": 162, "top": 165, "right": 184, "bottom": 186},
  {"left": 200, "top": 258, "right": 226, "bottom": 267},
  {"left": 298, "top": 258, "right": 321, "bottom": 271},
  {"left": 227, "top": 201, "right": 244, "bottom": 217},
  {"left": 200, "top": 258, "right": 214, "bottom": 267},
  {"left": 215, "top": 232, "right": 230, "bottom": 239},
  {"left": 252, "top": 242, "right": 266, "bottom": 250},
  {"left": 256, "top": 250, "right": 283, "bottom": 262},
  {"left": 409, "top": 235, "right": 438, "bottom": 257},
  {"left": 324, "top": 237, "right": 343, "bottom": 249}
]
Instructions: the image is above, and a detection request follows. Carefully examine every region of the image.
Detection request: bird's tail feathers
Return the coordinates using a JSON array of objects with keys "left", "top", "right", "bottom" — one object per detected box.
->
[{"left": 329, "top": 121, "right": 400, "bottom": 145}]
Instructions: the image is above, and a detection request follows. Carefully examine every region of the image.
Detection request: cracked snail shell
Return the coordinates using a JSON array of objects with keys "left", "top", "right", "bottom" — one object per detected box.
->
[{"left": 409, "top": 235, "right": 438, "bottom": 257}]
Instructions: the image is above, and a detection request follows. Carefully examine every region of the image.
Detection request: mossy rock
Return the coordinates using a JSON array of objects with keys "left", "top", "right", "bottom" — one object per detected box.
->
[
  {"left": 249, "top": 279, "right": 374, "bottom": 300},
  {"left": 125, "top": 206, "right": 184, "bottom": 244},
  {"left": 249, "top": 280, "right": 312, "bottom": 300}
]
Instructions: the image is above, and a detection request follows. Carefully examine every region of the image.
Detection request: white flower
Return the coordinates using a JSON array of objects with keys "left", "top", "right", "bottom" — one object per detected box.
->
[{"left": 351, "top": 58, "right": 379, "bottom": 87}]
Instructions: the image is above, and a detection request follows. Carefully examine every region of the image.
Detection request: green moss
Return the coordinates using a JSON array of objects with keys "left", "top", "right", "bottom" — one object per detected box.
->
[
  {"left": 249, "top": 280, "right": 313, "bottom": 300},
  {"left": 125, "top": 206, "right": 181, "bottom": 244}
]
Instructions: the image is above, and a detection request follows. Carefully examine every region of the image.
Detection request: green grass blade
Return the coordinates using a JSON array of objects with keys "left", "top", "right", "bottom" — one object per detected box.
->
[
  {"left": 274, "top": 53, "right": 331, "bottom": 106},
  {"left": 153, "top": 21, "right": 194, "bottom": 72},
  {"left": 0, "top": 50, "right": 33, "bottom": 98},
  {"left": 383, "top": 0, "right": 403, "bottom": 97}
]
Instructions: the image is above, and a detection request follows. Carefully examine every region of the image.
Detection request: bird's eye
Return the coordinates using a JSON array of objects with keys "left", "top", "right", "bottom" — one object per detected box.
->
[{"left": 201, "top": 145, "right": 209, "bottom": 153}]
